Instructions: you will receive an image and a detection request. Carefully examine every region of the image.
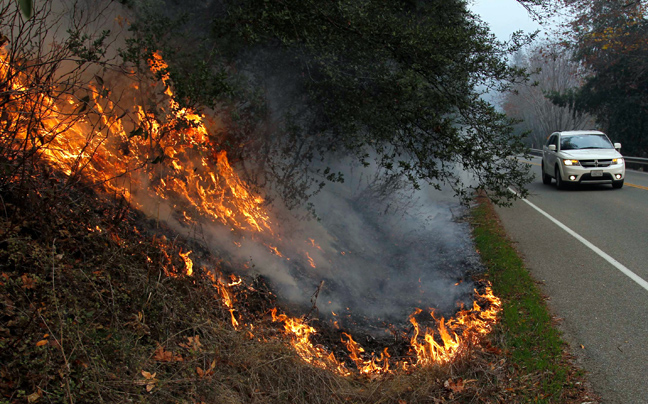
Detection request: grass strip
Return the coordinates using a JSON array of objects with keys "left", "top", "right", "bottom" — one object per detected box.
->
[{"left": 471, "top": 195, "right": 585, "bottom": 402}]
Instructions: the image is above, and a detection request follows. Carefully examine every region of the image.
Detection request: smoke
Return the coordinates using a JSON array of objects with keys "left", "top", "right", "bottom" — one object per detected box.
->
[
  {"left": 136, "top": 153, "right": 482, "bottom": 334},
  {"left": 26, "top": 0, "right": 485, "bottom": 335},
  {"left": 258, "top": 160, "right": 481, "bottom": 329}
]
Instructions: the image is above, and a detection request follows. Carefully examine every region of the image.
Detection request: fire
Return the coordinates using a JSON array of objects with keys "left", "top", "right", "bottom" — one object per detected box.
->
[
  {"left": 0, "top": 46, "right": 272, "bottom": 235},
  {"left": 342, "top": 333, "right": 391, "bottom": 375},
  {"left": 271, "top": 308, "right": 351, "bottom": 376},
  {"left": 408, "top": 286, "right": 501, "bottom": 366},
  {"left": 1, "top": 43, "right": 503, "bottom": 377},
  {"left": 214, "top": 275, "right": 239, "bottom": 329},
  {"left": 305, "top": 252, "right": 316, "bottom": 268},
  {"left": 179, "top": 250, "right": 193, "bottom": 276}
]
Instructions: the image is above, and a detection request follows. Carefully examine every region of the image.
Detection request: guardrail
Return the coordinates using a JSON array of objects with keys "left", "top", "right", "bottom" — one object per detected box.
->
[{"left": 529, "top": 148, "right": 648, "bottom": 171}]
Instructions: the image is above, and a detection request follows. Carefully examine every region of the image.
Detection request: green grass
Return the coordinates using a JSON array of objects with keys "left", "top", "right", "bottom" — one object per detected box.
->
[{"left": 471, "top": 195, "right": 586, "bottom": 402}]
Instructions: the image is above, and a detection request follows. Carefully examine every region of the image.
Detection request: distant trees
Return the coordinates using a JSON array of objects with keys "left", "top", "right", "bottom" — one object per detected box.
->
[
  {"left": 501, "top": 43, "right": 595, "bottom": 149},
  {"left": 547, "top": 0, "right": 648, "bottom": 156}
]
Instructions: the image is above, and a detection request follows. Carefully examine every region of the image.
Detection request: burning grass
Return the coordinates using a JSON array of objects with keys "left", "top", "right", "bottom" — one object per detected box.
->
[
  {"left": 0, "top": 166, "right": 597, "bottom": 403},
  {"left": 0, "top": 21, "right": 595, "bottom": 400},
  {"left": 0, "top": 41, "right": 507, "bottom": 376}
]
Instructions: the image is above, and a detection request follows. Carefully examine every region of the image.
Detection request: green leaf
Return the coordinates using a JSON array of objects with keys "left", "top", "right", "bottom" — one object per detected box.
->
[{"left": 16, "top": 0, "right": 33, "bottom": 19}]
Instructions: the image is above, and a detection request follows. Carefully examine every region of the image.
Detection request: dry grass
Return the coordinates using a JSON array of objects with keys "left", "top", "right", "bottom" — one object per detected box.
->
[{"left": 0, "top": 166, "right": 596, "bottom": 404}]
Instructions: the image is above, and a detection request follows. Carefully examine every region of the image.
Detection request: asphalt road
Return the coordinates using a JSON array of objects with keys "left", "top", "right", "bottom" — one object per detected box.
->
[{"left": 494, "top": 156, "right": 648, "bottom": 404}]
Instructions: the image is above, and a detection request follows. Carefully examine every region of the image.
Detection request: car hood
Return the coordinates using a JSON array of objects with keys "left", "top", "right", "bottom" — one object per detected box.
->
[{"left": 560, "top": 149, "right": 623, "bottom": 159}]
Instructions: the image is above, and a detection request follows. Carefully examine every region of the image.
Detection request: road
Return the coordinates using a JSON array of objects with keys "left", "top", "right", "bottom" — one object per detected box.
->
[{"left": 494, "top": 156, "right": 648, "bottom": 404}]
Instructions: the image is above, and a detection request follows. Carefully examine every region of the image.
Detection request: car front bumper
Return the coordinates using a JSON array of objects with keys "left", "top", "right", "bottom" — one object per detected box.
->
[{"left": 560, "top": 164, "right": 625, "bottom": 184}]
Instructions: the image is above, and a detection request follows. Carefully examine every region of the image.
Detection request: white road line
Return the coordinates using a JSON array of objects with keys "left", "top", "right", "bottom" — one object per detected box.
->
[{"left": 508, "top": 187, "right": 648, "bottom": 293}]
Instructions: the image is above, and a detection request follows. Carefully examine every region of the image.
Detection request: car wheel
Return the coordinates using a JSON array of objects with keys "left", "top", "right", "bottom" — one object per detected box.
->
[
  {"left": 541, "top": 162, "right": 552, "bottom": 185},
  {"left": 555, "top": 166, "right": 566, "bottom": 190},
  {"left": 612, "top": 179, "right": 624, "bottom": 189}
]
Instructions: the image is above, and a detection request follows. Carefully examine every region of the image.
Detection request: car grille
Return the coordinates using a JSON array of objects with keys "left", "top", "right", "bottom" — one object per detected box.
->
[{"left": 580, "top": 159, "right": 612, "bottom": 168}]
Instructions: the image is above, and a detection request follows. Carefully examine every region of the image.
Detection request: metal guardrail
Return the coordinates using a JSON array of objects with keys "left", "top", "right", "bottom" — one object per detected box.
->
[{"left": 529, "top": 148, "right": 648, "bottom": 170}]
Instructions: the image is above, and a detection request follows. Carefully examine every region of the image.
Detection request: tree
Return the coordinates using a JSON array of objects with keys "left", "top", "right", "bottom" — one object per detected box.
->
[
  {"left": 502, "top": 43, "right": 595, "bottom": 149},
  {"left": 124, "top": 0, "right": 535, "bottom": 206},
  {"left": 549, "top": 0, "right": 648, "bottom": 156},
  {"left": 0, "top": 0, "right": 115, "bottom": 190}
]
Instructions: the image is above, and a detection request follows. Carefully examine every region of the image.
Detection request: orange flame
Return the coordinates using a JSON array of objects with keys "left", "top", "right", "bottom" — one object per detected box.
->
[
  {"left": 215, "top": 276, "right": 239, "bottom": 329},
  {"left": 342, "top": 333, "right": 390, "bottom": 375},
  {"left": 179, "top": 250, "right": 193, "bottom": 276},
  {"left": 0, "top": 46, "right": 503, "bottom": 377},
  {"left": 271, "top": 308, "right": 351, "bottom": 376},
  {"left": 305, "top": 252, "right": 316, "bottom": 268}
]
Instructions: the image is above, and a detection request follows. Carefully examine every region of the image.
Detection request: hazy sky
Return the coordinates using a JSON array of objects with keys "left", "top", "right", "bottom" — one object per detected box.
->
[{"left": 470, "top": 0, "right": 543, "bottom": 41}]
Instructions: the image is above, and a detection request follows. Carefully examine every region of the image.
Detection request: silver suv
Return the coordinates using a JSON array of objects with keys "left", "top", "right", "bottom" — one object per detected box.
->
[{"left": 541, "top": 130, "right": 625, "bottom": 189}]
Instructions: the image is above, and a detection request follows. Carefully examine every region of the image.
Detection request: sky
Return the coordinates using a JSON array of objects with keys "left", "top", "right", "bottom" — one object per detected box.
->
[{"left": 469, "top": 0, "right": 543, "bottom": 42}]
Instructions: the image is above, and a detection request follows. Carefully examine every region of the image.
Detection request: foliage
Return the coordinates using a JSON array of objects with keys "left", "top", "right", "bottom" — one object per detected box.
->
[
  {"left": 501, "top": 43, "right": 595, "bottom": 148},
  {"left": 123, "top": 0, "right": 535, "bottom": 207},
  {"left": 549, "top": 0, "right": 648, "bottom": 156}
]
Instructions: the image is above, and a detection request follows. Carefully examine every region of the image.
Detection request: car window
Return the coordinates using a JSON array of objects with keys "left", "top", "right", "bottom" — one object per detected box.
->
[
  {"left": 547, "top": 135, "right": 557, "bottom": 147},
  {"left": 560, "top": 134, "right": 614, "bottom": 150}
]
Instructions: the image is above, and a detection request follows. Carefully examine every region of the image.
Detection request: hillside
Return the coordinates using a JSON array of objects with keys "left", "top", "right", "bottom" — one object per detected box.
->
[{"left": 0, "top": 162, "right": 596, "bottom": 403}]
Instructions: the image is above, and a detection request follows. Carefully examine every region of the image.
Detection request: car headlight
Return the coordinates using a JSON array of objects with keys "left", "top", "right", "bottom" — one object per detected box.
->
[
  {"left": 562, "top": 159, "right": 580, "bottom": 166},
  {"left": 612, "top": 158, "right": 624, "bottom": 165}
]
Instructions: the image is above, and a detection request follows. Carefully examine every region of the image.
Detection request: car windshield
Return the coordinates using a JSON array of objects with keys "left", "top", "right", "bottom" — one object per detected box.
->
[{"left": 560, "top": 134, "right": 614, "bottom": 150}]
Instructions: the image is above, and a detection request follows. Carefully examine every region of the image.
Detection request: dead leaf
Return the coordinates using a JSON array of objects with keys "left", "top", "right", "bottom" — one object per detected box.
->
[
  {"left": 196, "top": 360, "right": 216, "bottom": 378},
  {"left": 179, "top": 335, "right": 202, "bottom": 351},
  {"left": 27, "top": 388, "right": 42, "bottom": 402},
  {"left": 444, "top": 378, "right": 465, "bottom": 393},
  {"left": 21, "top": 274, "right": 36, "bottom": 289},
  {"left": 398, "top": 400, "right": 407, "bottom": 404},
  {"left": 141, "top": 370, "right": 157, "bottom": 393},
  {"left": 141, "top": 370, "right": 156, "bottom": 379},
  {"left": 153, "top": 345, "right": 182, "bottom": 362}
]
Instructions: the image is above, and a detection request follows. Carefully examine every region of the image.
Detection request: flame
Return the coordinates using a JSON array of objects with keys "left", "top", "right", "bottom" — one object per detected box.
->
[
  {"left": 270, "top": 308, "right": 351, "bottom": 376},
  {"left": 305, "top": 252, "right": 316, "bottom": 268},
  {"left": 342, "top": 333, "right": 390, "bottom": 375},
  {"left": 0, "top": 45, "right": 503, "bottom": 377},
  {"left": 408, "top": 287, "right": 501, "bottom": 366},
  {"left": 265, "top": 286, "right": 501, "bottom": 376},
  {"left": 266, "top": 244, "right": 284, "bottom": 257},
  {"left": 1, "top": 47, "right": 272, "bottom": 235},
  {"left": 179, "top": 250, "right": 193, "bottom": 276},
  {"left": 214, "top": 276, "right": 239, "bottom": 329}
]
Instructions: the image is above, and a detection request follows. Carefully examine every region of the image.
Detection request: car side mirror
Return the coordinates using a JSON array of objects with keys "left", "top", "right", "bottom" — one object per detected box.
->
[
  {"left": 614, "top": 142, "right": 621, "bottom": 150},
  {"left": 548, "top": 144, "right": 556, "bottom": 151}
]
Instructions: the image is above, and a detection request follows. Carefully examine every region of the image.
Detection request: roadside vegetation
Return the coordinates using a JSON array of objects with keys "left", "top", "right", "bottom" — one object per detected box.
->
[
  {"left": 471, "top": 194, "right": 597, "bottom": 403},
  {"left": 0, "top": 170, "right": 596, "bottom": 403}
]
